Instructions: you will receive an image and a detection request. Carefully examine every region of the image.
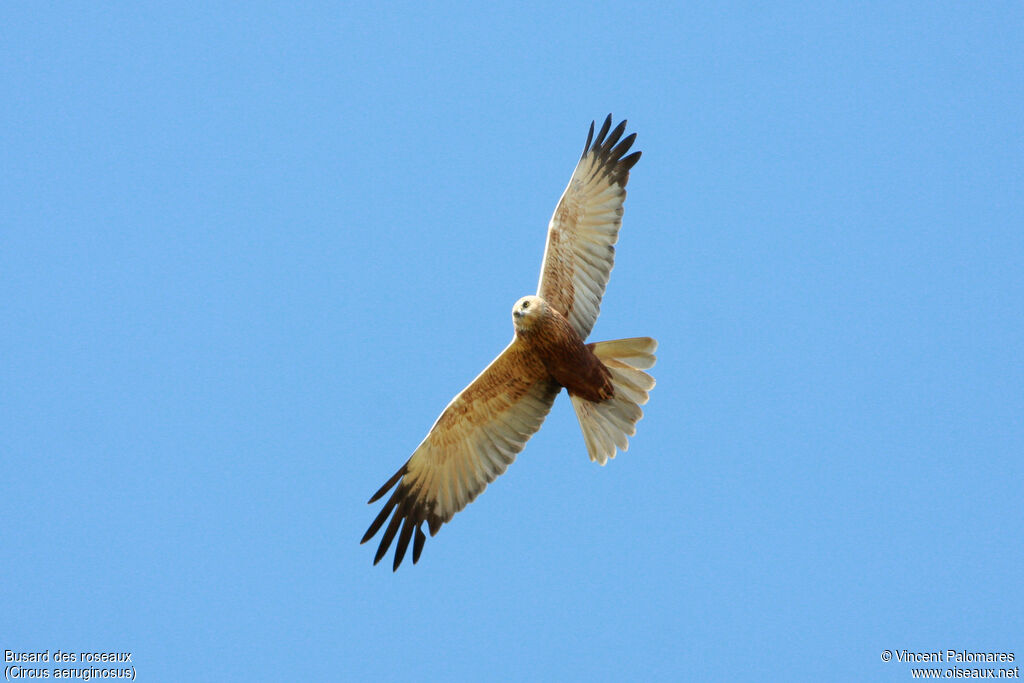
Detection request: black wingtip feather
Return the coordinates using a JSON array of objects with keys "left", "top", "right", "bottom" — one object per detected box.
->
[
  {"left": 361, "top": 486, "right": 400, "bottom": 544},
  {"left": 367, "top": 464, "right": 407, "bottom": 504},
  {"left": 374, "top": 503, "right": 405, "bottom": 565},
  {"left": 610, "top": 132, "right": 637, "bottom": 159},
  {"left": 392, "top": 518, "right": 415, "bottom": 571},
  {"left": 621, "top": 150, "right": 642, "bottom": 170},
  {"left": 595, "top": 114, "right": 612, "bottom": 147},
  {"left": 412, "top": 526, "right": 426, "bottom": 564},
  {"left": 604, "top": 120, "right": 627, "bottom": 151},
  {"left": 581, "top": 120, "right": 596, "bottom": 159}
]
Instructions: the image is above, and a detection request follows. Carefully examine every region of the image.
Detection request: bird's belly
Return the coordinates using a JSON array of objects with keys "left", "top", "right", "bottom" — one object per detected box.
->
[{"left": 542, "top": 342, "right": 613, "bottom": 402}]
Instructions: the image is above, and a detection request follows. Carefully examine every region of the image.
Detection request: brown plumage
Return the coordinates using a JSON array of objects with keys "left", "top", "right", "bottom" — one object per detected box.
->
[
  {"left": 513, "top": 297, "right": 613, "bottom": 402},
  {"left": 362, "top": 115, "right": 657, "bottom": 570}
]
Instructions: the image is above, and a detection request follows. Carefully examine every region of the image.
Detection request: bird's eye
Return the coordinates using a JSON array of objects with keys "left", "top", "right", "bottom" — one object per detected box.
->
[{"left": 522, "top": 301, "right": 530, "bottom": 309}]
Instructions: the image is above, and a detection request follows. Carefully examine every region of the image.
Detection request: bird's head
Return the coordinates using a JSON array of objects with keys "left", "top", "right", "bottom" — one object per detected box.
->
[{"left": 512, "top": 295, "right": 547, "bottom": 333}]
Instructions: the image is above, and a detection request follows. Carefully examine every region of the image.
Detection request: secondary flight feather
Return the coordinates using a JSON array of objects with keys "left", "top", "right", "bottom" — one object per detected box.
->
[{"left": 362, "top": 115, "right": 656, "bottom": 570}]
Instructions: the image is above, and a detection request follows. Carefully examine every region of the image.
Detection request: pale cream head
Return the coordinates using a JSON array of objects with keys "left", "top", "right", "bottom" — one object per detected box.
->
[{"left": 512, "top": 295, "right": 547, "bottom": 333}]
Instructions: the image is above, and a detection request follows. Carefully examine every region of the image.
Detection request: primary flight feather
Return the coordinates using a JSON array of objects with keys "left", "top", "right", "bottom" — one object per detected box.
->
[{"left": 362, "top": 115, "right": 656, "bottom": 570}]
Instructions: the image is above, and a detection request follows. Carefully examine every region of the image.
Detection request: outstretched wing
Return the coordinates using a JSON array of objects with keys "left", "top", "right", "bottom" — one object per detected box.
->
[
  {"left": 537, "top": 115, "right": 641, "bottom": 339},
  {"left": 361, "top": 339, "right": 560, "bottom": 570}
]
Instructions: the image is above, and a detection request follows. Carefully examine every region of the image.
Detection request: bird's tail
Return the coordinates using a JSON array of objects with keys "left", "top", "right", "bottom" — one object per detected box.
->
[{"left": 569, "top": 337, "right": 657, "bottom": 465}]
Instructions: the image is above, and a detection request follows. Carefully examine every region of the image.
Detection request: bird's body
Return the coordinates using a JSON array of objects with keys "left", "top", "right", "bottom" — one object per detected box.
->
[
  {"left": 513, "top": 295, "right": 613, "bottom": 403},
  {"left": 362, "top": 116, "right": 656, "bottom": 569}
]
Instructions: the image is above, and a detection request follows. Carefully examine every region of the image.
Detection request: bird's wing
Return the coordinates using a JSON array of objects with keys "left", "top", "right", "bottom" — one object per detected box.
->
[
  {"left": 536, "top": 115, "right": 641, "bottom": 339},
  {"left": 361, "top": 339, "right": 560, "bottom": 570}
]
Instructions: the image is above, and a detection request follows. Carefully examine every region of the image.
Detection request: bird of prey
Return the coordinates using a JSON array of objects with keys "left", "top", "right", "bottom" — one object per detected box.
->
[{"left": 362, "top": 115, "right": 656, "bottom": 570}]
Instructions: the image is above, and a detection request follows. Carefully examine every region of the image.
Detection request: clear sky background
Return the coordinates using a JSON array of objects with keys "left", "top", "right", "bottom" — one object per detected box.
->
[{"left": 2, "top": 2, "right": 1022, "bottom": 681}]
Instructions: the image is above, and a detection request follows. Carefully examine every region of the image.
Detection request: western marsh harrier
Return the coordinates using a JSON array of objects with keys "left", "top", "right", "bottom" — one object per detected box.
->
[{"left": 362, "top": 116, "right": 656, "bottom": 570}]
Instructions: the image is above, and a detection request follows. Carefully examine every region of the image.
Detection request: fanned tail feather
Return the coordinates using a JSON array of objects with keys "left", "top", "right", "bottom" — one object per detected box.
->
[{"left": 570, "top": 337, "right": 656, "bottom": 465}]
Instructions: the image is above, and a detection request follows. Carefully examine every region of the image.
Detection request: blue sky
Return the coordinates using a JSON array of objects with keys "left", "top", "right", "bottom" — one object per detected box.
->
[{"left": 2, "top": 2, "right": 1022, "bottom": 681}]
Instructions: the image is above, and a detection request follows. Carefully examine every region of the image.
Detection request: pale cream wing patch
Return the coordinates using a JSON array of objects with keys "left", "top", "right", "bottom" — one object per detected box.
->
[
  {"left": 537, "top": 115, "right": 641, "bottom": 339},
  {"left": 361, "top": 339, "right": 560, "bottom": 570}
]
